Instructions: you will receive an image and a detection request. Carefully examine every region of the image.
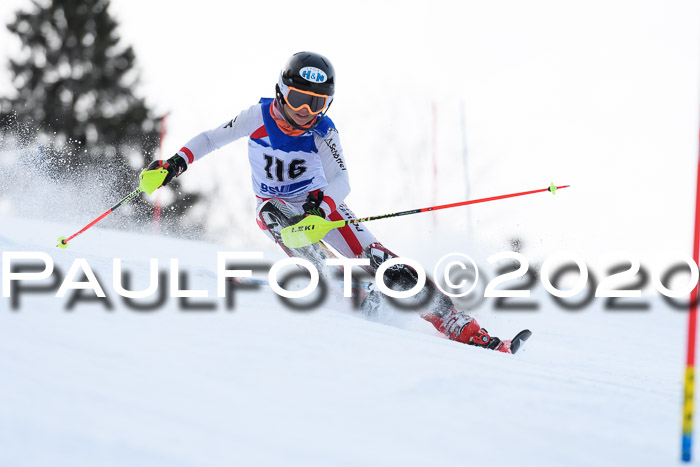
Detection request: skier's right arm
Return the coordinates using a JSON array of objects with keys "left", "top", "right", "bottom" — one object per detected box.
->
[{"left": 145, "top": 104, "right": 260, "bottom": 187}]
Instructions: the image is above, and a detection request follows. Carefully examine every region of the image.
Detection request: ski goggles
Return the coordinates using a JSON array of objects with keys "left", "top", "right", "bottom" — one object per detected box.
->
[{"left": 280, "top": 84, "right": 331, "bottom": 115}]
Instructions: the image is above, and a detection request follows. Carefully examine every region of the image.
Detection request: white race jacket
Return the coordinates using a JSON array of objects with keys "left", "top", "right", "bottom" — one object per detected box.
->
[{"left": 176, "top": 98, "right": 349, "bottom": 216}]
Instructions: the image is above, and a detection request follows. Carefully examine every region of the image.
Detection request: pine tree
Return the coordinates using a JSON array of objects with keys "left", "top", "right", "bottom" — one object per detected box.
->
[{"left": 0, "top": 0, "right": 203, "bottom": 234}]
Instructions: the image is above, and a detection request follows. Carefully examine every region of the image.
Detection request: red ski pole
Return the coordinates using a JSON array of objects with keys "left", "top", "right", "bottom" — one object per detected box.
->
[
  {"left": 281, "top": 183, "right": 570, "bottom": 248},
  {"left": 56, "top": 188, "right": 141, "bottom": 248},
  {"left": 56, "top": 167, "right": 169, "bottom": 249}
]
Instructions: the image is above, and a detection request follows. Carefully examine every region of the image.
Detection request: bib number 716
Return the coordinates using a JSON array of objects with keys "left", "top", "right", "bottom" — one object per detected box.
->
[{"left": 264, "top": 155, "right": 307, "bottom": 182}]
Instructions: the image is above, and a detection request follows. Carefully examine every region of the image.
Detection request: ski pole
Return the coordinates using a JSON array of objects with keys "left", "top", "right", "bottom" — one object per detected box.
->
[
  {"left": 56, "top": 167, "right": 169, "bottom": 249},
  {"left": 281, "top": 183, "right": 570, "bottom": 248},
  {"left": 56, "top": 188, "right": 141, "bottom": 248}
]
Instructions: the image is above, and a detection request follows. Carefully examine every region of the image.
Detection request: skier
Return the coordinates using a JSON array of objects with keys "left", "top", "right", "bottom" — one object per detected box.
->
[{"left": 144, "top": 51, "right": 525, "bottom": 353}]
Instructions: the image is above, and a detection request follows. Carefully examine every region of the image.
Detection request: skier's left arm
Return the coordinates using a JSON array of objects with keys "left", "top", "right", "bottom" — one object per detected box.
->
[{"left": 317, "top": 127, "right": 350, "bottom": 217}]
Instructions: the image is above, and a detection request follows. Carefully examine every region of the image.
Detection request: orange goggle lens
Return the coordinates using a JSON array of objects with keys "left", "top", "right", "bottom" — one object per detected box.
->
[{"left": 284, "top": 87, "right": 330, "bottom": 115}]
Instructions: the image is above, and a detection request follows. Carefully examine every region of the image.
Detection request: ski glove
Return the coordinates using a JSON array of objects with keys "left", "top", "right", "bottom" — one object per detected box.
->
[
  {"left": 146, "top": 154, "right": 188, "bottom": 188},
  {"left": 302, "top": 191, "right": 326, "bottom": 218},
  {"left": 290, "top": 191, "right": 326, "bottom": 224}
]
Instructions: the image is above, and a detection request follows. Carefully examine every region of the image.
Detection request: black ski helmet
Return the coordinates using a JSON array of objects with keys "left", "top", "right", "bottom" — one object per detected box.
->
[{"left": 275, "top": 51, "right": 335, "bottom": 131}]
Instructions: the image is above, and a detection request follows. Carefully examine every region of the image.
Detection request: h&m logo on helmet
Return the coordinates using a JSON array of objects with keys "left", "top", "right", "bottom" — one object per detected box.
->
[{"left": 299, "top": 67, "right": 327, "bottom": 83}]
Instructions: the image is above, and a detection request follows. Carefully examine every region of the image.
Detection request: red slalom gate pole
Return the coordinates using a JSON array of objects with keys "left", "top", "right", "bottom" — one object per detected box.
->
[{"left": 682, "top": 130, "right": 700, "bottom": 462}]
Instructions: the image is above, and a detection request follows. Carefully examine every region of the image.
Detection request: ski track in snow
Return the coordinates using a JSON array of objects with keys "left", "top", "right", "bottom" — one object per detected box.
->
[{"left": 0, "top": 214, "right": 689, "bottom": 467}]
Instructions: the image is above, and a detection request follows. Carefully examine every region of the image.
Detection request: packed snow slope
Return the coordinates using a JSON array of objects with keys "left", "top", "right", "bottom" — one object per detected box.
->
[{"left": 0, "top": 214, "right": 690, "bottom": 467}]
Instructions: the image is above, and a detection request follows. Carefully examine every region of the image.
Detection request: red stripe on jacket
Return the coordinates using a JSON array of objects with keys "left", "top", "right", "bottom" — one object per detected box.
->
[
  {"left": 251, "top": 126, "right": 268, "bottom": 140},
  {"left": 323, "top": 196, "right": 337, "bottom": 214},
  {"left": 328, "top": 210, "right": 364, "bottom": 257},
  {"left": 180, "top": 147, "right": 195, "bottom": 164}
]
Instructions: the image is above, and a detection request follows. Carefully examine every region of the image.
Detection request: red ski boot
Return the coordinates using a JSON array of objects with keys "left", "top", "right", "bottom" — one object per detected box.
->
[{"left": 423, "top": 308, "right": 512, "bottom": 353}]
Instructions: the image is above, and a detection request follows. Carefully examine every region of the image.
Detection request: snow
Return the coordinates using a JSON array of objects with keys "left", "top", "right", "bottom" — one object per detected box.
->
[
  {"left": 0, "top": 0, "right": 697, "bottom": 464},
  {"left": 0, "top": 213, "right": 690, "bottom": 466}
]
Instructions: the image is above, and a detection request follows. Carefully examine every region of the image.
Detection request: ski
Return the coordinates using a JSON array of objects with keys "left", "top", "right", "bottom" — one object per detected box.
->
[
  {"left": 506, "top": 329, "right": 532, "bottom": 354},
  {"left": 229, "top": 273, "right": 532, "bottom": 355}
]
